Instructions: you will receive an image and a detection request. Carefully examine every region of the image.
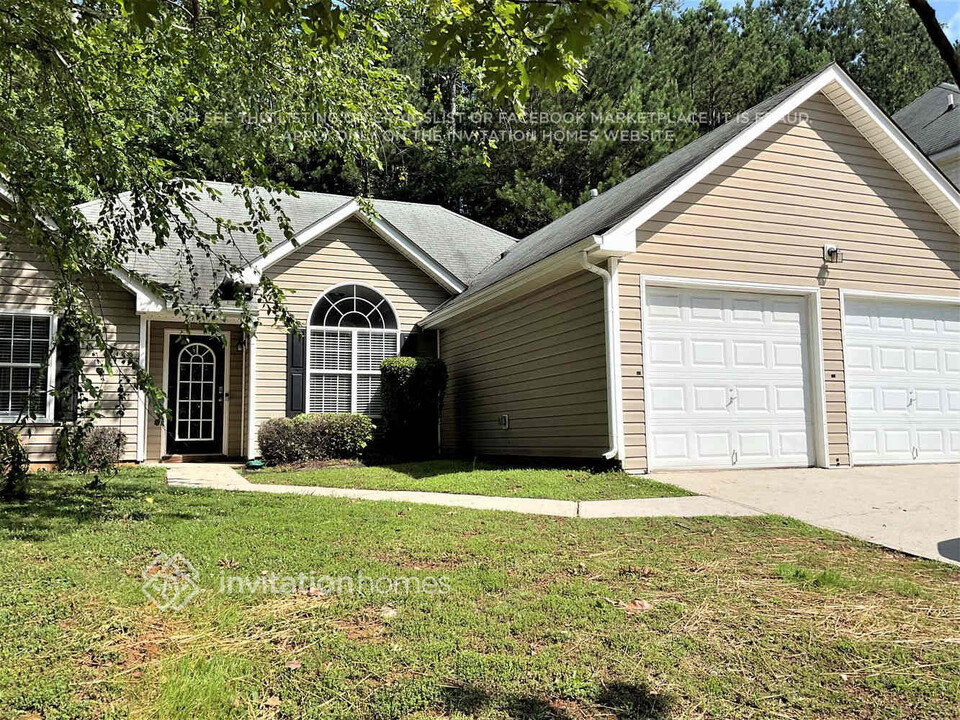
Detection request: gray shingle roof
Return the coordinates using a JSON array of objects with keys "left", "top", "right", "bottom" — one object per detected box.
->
[
  {"left": 893, "top": 82, "right": 960, "bottom": 157},
  {"left": 438, "top": 64, "right": 834, "bottom": 311},
  {"left": 78, "top": 182, "right": 516, "bottom": 299}
]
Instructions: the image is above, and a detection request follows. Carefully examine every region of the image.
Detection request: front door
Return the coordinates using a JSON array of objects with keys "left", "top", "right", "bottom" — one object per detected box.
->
[{"left": 166, "top": 335, "right": 225, "bottom": 456}]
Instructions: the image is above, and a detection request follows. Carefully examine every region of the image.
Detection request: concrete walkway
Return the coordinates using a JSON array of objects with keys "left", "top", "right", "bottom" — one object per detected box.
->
[
  {"left": 163, "top": 463, "right": 760, "bottom": 519},
  {"left": 658, "top": 464, "right": 960, "bottom": 566}
]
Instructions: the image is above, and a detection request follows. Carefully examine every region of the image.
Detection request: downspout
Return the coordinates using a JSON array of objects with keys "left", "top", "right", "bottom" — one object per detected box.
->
[{"left": 580, "top": 251, "right": 623, "bottom": 462}]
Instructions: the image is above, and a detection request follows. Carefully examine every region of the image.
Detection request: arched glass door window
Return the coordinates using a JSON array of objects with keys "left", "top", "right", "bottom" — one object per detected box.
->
[{"left": 307, "top": 284, "right": 400, "bottom": 416}]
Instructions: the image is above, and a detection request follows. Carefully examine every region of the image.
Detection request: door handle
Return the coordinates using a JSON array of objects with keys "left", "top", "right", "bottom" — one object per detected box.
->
[
  {"left": 727, "top": 388, "right": 738, "bottom": 407},
  {"left": 912, "top": 446, "right": 919, "bottom": 460},
  {"left": 907, "top": 389, "right": 916, "bottom": 407}
]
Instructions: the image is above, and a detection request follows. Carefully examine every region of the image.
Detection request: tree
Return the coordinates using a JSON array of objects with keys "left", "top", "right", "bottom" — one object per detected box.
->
[
  {"left": 906, "top": 0, "right": 960, "bottom": 88},
  {"left": 0, "top": 0, "right": 626, "bottom": 457}
]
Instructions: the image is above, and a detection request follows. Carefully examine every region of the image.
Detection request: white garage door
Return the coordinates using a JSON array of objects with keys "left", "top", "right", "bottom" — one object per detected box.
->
[
  {"left": 843, "top": 297, "right": 960, "bottom": 465},
  {"left": 645, "top": 287, "right": 816, "bottom": 469}
]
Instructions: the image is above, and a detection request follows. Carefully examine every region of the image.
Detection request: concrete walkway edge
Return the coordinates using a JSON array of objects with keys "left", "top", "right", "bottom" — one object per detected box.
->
[{"left": 162, "top": 464, "right": 763, "bottom": 519}]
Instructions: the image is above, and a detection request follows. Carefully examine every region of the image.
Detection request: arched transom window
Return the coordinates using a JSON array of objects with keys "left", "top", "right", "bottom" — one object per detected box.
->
[{"left": 307, "top": 284, "right": 400, "bottom": 416}]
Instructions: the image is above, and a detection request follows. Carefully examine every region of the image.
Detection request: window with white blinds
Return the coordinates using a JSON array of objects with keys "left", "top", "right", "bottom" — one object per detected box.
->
[
  {"left": 306, "top": 285, "right": 399, "bottom": 416},
  {"left": 0, "top": 313, "right": 54, "bottom": 420}
]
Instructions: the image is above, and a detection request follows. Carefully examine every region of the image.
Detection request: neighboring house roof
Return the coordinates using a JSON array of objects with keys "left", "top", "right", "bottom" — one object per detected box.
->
[
  {"left": 77, "top": 182, "right": 516, "bottom": 300},
  {"left": 893, "top": 82, "right": 960, "bottom": 157},
  {"left": 423, "top": 62, "right": 960, "bottom": 327}
]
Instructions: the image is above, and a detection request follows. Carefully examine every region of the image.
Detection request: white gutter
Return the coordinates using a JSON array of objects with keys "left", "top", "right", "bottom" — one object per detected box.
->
[{"left": 579, "top": 249, "right": 623, "bottom": 462}]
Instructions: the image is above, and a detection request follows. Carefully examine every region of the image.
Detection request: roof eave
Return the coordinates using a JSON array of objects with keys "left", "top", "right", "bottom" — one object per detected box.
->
[
  {"left": 238, "top": 198, "right": 466, "bottom": 294},
  {"left": 420, "top": 235, "right": 602, "bottom": 329}
]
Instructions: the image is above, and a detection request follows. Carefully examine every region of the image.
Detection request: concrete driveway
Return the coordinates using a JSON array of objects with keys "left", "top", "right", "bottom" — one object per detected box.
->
[{"left": 657, "top": 464, "right": 960, "bottom": 566}]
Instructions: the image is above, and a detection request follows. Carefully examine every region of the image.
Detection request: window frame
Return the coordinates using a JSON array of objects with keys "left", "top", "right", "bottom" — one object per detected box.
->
[
  {"left": 0, "top": 310, "right": 57, "bottom": 423},
  {"left": 305, "top": 283, "right": 400, "bottom": 417}
]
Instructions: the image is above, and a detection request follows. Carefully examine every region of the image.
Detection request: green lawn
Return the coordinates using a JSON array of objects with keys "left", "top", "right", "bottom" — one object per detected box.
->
[
  {"left": 1, "top": 469, "right": 959, "bottom": 720},
  {"left": 245, "top": 459, "right": 692, "bottom": 501}
]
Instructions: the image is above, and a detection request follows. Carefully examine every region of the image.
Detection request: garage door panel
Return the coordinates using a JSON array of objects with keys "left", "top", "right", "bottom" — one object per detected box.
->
[
  {"left": 645, "top": 287, "right": 814, "bottom": 470},
  {"left": 844, "top": 297, "right": 960, "bottom": 465}
]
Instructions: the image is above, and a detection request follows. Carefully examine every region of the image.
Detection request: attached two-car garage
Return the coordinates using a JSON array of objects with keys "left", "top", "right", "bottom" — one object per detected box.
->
[{"left": 641, "top": 284, "right": 959, "bottom": 471}]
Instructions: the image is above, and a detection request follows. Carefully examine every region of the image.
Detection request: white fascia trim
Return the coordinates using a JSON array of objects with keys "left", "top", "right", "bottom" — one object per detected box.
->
[
  {"left": 240, "top": 199, "right": 359, "bottom": 284},
  {"left": 0, "top": 179, "right": 15, "bottom": 206},
  {"left": 358, "top": 214, "right": 465, "bottom": 294},
  {"left": 420, "top": 236, "right": 602, "bottom": 328},
  {"left": 239, "top": 198, "right": 465, "bottom": 294},
  {"left": 838, "top": 288, "right": 960, "bottom": 306},
  {"left": 599, "top": 66, "right": 840, "bottom": 251},
  {"left": 599, "top": 64, "right": 960, "bottom": 249},
  {"left": 111, "top": 268, "right": 165, "bottom": 313},
  {"left": 830, "top": 72, "right": 960, "bottom": 235}
]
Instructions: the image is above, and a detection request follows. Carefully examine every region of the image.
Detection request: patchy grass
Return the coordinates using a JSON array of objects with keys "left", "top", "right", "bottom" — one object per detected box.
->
[
  {"left": 1, "top": 468, "right": 959, "bottom": 720},
  {"left": 245, "top": 459, "right": 691, "bottom": 501}
]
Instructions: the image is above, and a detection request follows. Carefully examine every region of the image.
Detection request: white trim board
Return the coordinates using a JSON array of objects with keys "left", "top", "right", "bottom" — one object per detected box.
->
[
  {"left": 136, "top": 315, "right": 148, "bottom": 462},
  {"left": 246, "top": 332, "right": 257, "bottom": 460},
  {"left": 638, "top": 275, "right": 829, "bottom": 471},
  {"left": 240, "top": 199, "right": 466, "bottom": 294}
]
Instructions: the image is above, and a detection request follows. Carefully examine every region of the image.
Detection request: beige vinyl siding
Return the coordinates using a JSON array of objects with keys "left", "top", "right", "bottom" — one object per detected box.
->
[
  {"left": 146, "top": 321, "right": 246, "bottom": 460},
  {"left": 0, "top": 233, "right": 140, "bottom": 462},
  {"left": 440, "top": 272, "right": 608, "bottom": 458},
  {"left": 620, "top": 91, "right": 960, "bottom": 473},
  {"left": 254, "top": 218, "right": 449, "bottom": 440}
]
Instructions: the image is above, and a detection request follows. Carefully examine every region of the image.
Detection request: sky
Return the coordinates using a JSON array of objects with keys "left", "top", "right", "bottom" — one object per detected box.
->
[{"left": 678, "top": 0, "right": 960, "bottom": 43}]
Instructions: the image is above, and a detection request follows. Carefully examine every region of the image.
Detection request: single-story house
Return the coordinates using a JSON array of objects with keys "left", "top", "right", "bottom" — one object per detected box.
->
[{"left": 1, "top": 62, "right": 958, "bottom": 472}]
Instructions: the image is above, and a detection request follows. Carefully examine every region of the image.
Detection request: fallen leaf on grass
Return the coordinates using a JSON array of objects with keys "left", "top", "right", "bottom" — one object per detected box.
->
[
  {"left": 379, "top": 605, "right": 398, "bottom": 619},
  {"left": 606, "top": 597, "right": 654, "bottom": 613},
  {"left": 284, "top": 661, "right": 303, "bottom": 670},
  {"left": 265, "top": 696, "right": 282, "bottom": 707}
]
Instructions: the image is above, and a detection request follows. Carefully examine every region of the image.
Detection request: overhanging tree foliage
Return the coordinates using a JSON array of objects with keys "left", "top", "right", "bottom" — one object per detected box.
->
[{"left": 0, "top": 0, "right": 625, "bottom": 455}]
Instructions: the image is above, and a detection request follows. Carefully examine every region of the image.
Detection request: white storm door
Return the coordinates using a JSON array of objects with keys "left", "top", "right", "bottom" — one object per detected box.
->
[
  {"left": 843, "top": 297, "right": 960, "bottom": 465},
  {"left": 645, "top": 287, "right": 815, "bottom": 470}
]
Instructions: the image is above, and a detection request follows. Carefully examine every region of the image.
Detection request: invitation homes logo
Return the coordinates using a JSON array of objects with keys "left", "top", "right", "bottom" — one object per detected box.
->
[
  {"left": 142, "top": 552, "right": 200, "bottom": 611},
  {"left": 141, "top": 552, "right": 450, "bottom": 611}
]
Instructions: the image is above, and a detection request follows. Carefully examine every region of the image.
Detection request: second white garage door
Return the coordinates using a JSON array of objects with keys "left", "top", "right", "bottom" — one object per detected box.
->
[
  {"left": 644, "top": 287, "right": 816, "bottom": 469},
  {"left": 843, "top": 296, "right": 960, "bottom": 465}
]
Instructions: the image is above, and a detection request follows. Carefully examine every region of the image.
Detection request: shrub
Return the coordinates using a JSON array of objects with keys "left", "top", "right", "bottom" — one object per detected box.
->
[
  {"left": 258, "top": 413, "right": 374, "bottom": 466},
  {"left": 256, "top": 416, "right": 301, "bottom": 466},
  {"left": 56, "top": 425, "right": 126, "bottom": 474},
  {"left": 380, "top": 356, "right": 448, "bottom": 460},
  {"left": 0, "top": 427, "right": 29, "bottom": 499},
  {"left": 83, "top": 427, "right": 127, "bottom": 472}
]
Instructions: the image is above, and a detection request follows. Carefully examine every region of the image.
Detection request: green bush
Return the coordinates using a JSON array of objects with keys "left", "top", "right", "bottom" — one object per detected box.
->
[
  {"left": 0, "top": 427, "right": 29, "bottom": 499},
  {"left": 380, "top": 356, "right": 448, "bottom": 460},
  {"left": 56, "top": 425, "right": 126, "bottom": 474},
  {"left": 258, "top": 413, "right": 374, "bottom": 466}
]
